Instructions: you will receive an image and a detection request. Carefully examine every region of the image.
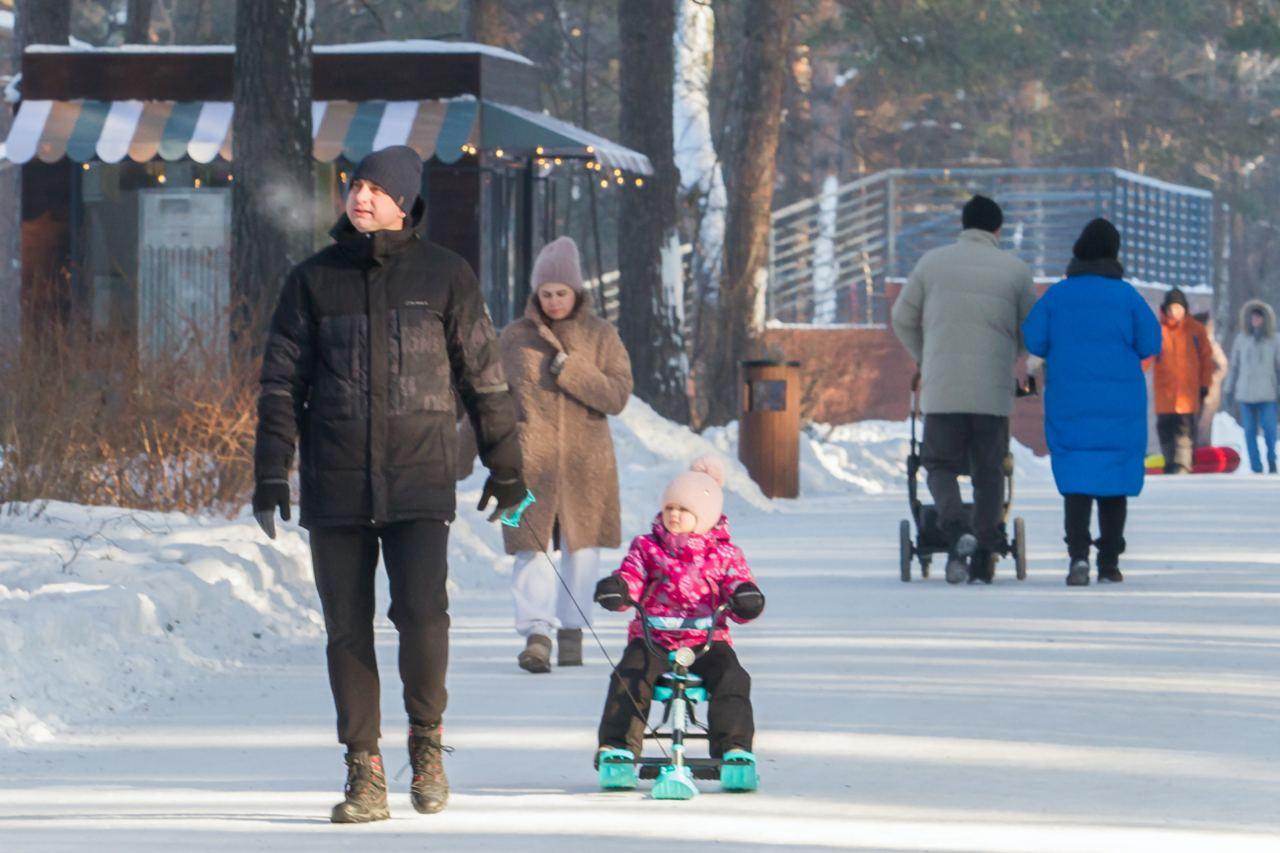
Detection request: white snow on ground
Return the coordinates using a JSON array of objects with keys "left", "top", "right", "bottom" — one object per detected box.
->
[{"left": 2, "top": 399, "right": 1279, "bottom": 850}]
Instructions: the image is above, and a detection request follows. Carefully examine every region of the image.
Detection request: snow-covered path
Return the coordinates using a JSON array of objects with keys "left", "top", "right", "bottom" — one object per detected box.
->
[{"left": 3, "top": 476, "right": 1279, "bottom": 851}]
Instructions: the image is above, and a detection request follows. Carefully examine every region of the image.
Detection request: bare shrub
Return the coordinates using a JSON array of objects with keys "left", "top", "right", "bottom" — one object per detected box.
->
[{"left": 0, "top": 323, "right": 258, "bottom": 516}]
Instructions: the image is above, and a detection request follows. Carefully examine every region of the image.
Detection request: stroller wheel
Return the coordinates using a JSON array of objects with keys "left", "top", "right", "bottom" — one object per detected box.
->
[
  {"left": 899, "top": 519, "right": 913, "bottom": 582},
  {"left": 1014, "top": 517, "right": 1028, "bottom": 580}
]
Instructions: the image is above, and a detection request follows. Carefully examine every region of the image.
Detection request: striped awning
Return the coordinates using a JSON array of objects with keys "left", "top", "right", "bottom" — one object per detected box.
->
[{"left": 2, "top": 98, "right": 653, "bottom": 175}]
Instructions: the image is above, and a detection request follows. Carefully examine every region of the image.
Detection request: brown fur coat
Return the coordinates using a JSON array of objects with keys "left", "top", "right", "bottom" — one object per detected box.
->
[{"left": 498, "top": 296, "right": 633, "bottom": 554}]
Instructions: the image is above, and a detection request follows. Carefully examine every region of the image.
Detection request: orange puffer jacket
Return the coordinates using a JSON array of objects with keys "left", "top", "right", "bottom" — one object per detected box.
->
[{"left": 1148, "top": 314, "right": 1214, "bottom": 414}]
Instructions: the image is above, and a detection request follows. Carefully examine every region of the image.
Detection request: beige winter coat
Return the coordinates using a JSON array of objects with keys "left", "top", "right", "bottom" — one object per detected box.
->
[
  {"left": 891, "top": 229, "right": 1037, "bottom": 416},
  {"left": 499, "top": 297, "right": 633, "bottom": 555}
]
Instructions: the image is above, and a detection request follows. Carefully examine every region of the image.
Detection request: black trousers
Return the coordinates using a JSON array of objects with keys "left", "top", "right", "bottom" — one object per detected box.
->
[
  {"left": 1156, "top": 413, "right": 1196, "bottom": 473},
  {"left": 599, "top": 639, "right": 754, "bottom": 759},
  {"left": 309, "top": 518, "right": 451, "bottom": 754},
  {"left": 921, "top": 413, "right": 1009, "bottom": 552},
  {"left": 1064, "top": 495, "right": 1127, "bottom": 566}
]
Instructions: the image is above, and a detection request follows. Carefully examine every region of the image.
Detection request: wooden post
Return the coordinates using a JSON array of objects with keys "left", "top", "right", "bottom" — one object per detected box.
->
[{"left": 737, "top": 359, "right": 802, "bottom": 498}]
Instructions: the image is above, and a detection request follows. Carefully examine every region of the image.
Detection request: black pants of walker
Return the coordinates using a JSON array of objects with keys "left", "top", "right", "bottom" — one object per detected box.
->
[
  {"left": 309, "top": 518, "right": 451, "bottom": 755},
  {"left": 598, "top": 639, "right": 754, "bottom": 759},
  {"left": 1064, "top": 495, "right": 1127, "bottom": 565},
  {"left": 1156, "top": 413, "right": 1196, "bottom": 473},
  {"left": 921, "top": 413, "right": 1009, "bottom": 552}
]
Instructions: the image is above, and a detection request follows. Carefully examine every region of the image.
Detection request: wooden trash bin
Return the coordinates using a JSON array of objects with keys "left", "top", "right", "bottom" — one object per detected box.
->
[{"left": 738, "top": 360, "right": 801, "bottom": 498}]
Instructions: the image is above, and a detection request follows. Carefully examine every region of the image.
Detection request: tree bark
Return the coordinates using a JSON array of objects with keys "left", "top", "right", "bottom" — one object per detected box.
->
[
  {"left": 704, "top": 0, "right": 793, "bottom": 425},
  {"left": 231, "top": 0, "right": 314, "bottom": 360},
  {"left": 466, "top": 0, "right": 510, "bottom": 48},
  {"left": 126, "top": 0, "right": 156, "bottom": 44},
  {"left": 16, "top": 0, "right": 71, "bottom": 47},
  {"left": 3, "top": 1, "right": 72, "bottom": 345},
  {"left": 617, "top": 0, "right": 687, "bottom": 422}
]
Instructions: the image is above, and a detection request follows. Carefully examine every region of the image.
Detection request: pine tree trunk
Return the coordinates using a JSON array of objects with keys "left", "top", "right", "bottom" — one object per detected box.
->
[
  {"left": 466, "top": 0, "right": 510, "bottom": 48},
  {"left": 126, "top": 0, "right": 155, "bottom": 44},
  {"left": 704, "top": 0, "right": 793, "bottom": 426},
  {"left": 16, "top": 0, "right": 70, "bottom": 46},
  {"left": 3, "top": 1, "right": 72, "bottom": 344},
  {"left": 617, "top": 0, "right": 688, "bottom": 423},
  {"left": 231, "top": 0, "right": 314, "bottom": 361}
]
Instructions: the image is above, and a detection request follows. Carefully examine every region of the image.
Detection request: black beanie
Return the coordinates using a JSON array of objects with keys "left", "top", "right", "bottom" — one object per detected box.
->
[
  {"left": 961, "top": 195, "right": 1003, "bottom": 233},
  {"left": 1072, "top": 217, "right": 1121, "bottom": 261},
  {"left": 350, "top": 145, "right": 423, "bottom": 214},
  {"left": 1162, "top": 288, "right": 1189, "bottom": 311}
]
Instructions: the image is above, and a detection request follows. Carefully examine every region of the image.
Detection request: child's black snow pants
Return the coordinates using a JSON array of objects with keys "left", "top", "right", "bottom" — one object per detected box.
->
[
  {"left": 309, "top": 518, "right": 451, "bottom": 755},
  {"left": 598, "top": 639, "right": 754, "bottom": 758}
]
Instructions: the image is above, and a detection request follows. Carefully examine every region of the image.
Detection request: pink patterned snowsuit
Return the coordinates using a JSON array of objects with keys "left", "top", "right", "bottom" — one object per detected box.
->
[{"left": 613, "top": 514, "right": 757, "bottom": 650}]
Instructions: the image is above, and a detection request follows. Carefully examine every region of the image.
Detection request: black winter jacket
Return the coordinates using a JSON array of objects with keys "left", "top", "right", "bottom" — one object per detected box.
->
[{"left": 253, "top": 203, "right": 522, "bottom": 528}]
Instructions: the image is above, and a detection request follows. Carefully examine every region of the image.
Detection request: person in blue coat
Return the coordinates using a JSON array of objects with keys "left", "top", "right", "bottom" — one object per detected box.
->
[{"left": 1022, "top": 218, "right": 1162, "bottom": 586}]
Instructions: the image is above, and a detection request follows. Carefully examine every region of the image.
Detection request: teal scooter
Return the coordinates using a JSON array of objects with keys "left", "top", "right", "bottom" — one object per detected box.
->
[{"left": 597, "top": 586, "right": 758, "bottom": 800}]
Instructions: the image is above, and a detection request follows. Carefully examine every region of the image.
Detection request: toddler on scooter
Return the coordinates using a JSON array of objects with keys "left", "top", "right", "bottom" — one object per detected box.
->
[{"left": 592, "top": 455, "right": 765, "bottom": 773}]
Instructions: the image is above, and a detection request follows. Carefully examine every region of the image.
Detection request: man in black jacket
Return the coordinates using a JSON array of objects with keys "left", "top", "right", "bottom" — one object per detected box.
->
[{"left": 252, "top": 145, "right": 525, "bottom": 824}]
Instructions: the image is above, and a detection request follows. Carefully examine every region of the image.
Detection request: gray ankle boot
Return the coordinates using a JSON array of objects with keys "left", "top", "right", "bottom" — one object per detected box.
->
[
  {"left": 557, "top": 628, "right": 583, "bottom": 666},
  {"left": 518, "top": 634, "right": 552, "bottom": 673}
]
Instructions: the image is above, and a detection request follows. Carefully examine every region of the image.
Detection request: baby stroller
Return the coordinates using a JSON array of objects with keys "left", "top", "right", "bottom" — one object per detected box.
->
[
  {"left": 596, "top": 582, "right": 757, "bottom": 800},
  {"left": 899, "top": 375, "right": 1032, "bottom": 582}
]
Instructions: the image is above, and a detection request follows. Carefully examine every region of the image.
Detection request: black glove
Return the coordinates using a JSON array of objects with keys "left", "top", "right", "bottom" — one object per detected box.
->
[
  {"left": 594, "top": 575, "right": 630, "bottom": 612},
  {"left": 252, "top": 480, "right": 291, "bottom": 540},
  {"left": 1200, "top": 386, "right": 1210, "bottom": 401},
  {"left": 477, "top": 473, "right": 527, "bottom": 513},
  {"left": 729, "top": 582, "right": 765, "bottom": 620}
]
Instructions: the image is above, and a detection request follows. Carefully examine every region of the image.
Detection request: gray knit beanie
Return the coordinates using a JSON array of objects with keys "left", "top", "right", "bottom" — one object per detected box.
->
[{"left": 350, "top": 145, "right": 423, "bottom": 214}]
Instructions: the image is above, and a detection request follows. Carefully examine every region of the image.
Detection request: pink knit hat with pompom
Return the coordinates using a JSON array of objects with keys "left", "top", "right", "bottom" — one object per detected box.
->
[
  {"left": 531, "top": 235, "right": 585, "bottom": 294},
  {"left": 661, "top": 455, "right": 726, "bottom": 534}
]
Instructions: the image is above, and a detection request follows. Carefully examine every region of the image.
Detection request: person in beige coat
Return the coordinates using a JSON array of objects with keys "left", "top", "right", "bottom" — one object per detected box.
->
[
  {"left": 891, "top": 195, "right": 1036, "bottom": 585},
  {"left": 500, "top": 236, "right": 634, "bottom": 672}
]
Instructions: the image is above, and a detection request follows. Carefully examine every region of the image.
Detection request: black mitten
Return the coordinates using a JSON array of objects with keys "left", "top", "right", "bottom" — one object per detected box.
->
[
  {"left": 594, "top": 575, "right": 630, "bottom": 612},
  {"left": 729, "top": 582, "right": 765, "bottom": 620}
]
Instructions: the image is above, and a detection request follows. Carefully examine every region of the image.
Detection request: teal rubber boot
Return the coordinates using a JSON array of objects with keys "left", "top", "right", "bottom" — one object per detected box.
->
[
  {"left": 596, "top": 748, "right": 638, "bottom": 790},
  {"left": 719, "top": 749, "right": 758, "bottom": 792}
]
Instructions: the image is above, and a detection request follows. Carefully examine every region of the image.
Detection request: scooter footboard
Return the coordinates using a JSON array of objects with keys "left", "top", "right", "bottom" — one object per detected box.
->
[{"left": 637, "top": 757, "right": 721, "bottom": 781}]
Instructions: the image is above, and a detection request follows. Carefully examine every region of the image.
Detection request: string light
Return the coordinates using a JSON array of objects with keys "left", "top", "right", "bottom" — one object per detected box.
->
[
  {"left": 81, "top": 163, "right": 90, "bottom": 171},
  {"left": 536, "top": 146, "right": 545, "bottom": 155},
  {"left": 157, "top": 173, "right": 167, "bottom": 184},
  {"left": 194, "top": 178, "right": 202, "bottom": 188},
  {"left": 495, "top": 148, "right": 505, "bottom": 158},
  {"left": 554, "top": 157, "right": 562, "bottom": 165},
  {"left": 616, "top": 176, "right": 624, "bottom": 185},
  {"left": 613, "top": 168, "right": 622, "bottom": 177},
  {"left": 635, "top": 178, "right": 645, "bottom": 187},
  {"left": 599, "top": 179, "right": 608, "bottom": 188}
]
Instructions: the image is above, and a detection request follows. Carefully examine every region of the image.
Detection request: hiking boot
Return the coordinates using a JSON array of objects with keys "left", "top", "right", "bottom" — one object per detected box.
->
[
  {"left": 1096, "top": 565, "right": 1124, "bottom": 584},
  {"left": 1066, "top": 558, "right": 1091, "bottom": 587},
  {"left": 408, "top": 723, "right": 452, "bottom": 814},
  {"left": 518, "top": 634, "right": 552, "bottom": 673},
  {"left": 557, "top": 628, "right": 583, "bottom": 667},
  {"left": 967, "top": 549, "right": 994, "bottom": 584},
  {"left": 331, "top": 751, "right": 390, "bottom": 824}
]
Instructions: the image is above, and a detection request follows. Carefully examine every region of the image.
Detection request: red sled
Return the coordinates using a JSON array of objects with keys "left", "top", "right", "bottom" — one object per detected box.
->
[{"left": 1145, "top": 446, "right": 1241, "bottom": 475}]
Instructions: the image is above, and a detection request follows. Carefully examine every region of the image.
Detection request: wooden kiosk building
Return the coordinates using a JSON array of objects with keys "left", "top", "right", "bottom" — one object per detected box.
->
[{"left": 3, "top": 41, "right": 651, "bottom": 351}]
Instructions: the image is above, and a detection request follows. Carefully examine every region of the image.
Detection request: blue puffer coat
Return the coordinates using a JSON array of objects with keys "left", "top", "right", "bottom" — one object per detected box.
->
[{"left": 1022, "top": 264, "right": 1163, "bottom": 497}]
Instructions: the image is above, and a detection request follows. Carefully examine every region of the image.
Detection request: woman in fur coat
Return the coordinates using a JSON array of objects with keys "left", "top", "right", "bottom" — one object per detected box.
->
[{"left": 499, "top": 236, "right": 634, "bottom": 672}]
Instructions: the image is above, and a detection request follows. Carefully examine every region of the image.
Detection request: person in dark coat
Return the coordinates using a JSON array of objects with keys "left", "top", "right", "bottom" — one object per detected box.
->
[
  {"left": 251, "top": 145, "right": 525, "bottom": 823},
  {"left": 1022, "top": 218, "right": 1162, "bottom": 586}
]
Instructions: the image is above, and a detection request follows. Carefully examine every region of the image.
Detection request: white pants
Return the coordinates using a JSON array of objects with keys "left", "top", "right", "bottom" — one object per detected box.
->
[{"left": 512, "top": 548, "right": 600, "bottom": 638}]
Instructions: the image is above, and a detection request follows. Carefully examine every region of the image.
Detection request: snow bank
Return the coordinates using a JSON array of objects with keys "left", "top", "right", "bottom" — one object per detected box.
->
[
  {"left": 799, "top": 419, "right": 1054, "bottom": 495},
  {"left": 5, "top": 399, "right": 1053, "bottom": 746},
  {"left": 0, "top": 503, "right": 324, "bottom": 747}
]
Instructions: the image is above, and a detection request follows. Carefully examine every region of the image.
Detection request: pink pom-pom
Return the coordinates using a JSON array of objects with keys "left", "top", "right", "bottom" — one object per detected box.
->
[{"left": 690, "top": 454, "right": 726, "bottom": 487}]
